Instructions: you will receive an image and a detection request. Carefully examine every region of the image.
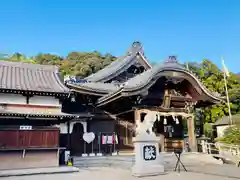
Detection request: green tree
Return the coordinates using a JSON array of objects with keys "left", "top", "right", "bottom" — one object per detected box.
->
[
  {"left": 217, "top": 125, "right": 240, "bottom": 145},
  {"left": 30, "top": 51, "right": 116, "bottom": 77},
  {"left": 34, "top": 53, "right": 63, "bottom": 65},
  {"left": 188, "top": 59, "right": 240, "bottom": 123},
  {"left": 8, "top": 53, "right": 36, "bottom": 64}
]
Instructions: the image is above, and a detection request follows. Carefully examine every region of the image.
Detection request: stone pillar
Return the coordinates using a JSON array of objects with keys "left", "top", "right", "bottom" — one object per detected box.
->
[
  {"left": 187, "top": 115, "right": 197, "bottom": 152},
  {"left": 132, "top": 134, "right": 164, "bottom": 177},
  {"left": 132, "top": 110, "right": 164, "bottom": 177},
  {"left": 159, "top": 134, "right": 165, "bottom": 152}
]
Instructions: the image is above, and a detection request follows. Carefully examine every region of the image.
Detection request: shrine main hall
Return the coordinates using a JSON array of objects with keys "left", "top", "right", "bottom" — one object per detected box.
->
[{"left": 64, "top": 41, "right": 223, "bottom": 154}]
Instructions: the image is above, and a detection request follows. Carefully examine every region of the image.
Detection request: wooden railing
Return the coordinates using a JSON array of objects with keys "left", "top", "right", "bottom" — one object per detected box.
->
[
  {"left": 0, "top": 128, "right": 59, "bottom": 149},
  {"left": 201, "top": 141, "right": 240, "bottom": 166}
]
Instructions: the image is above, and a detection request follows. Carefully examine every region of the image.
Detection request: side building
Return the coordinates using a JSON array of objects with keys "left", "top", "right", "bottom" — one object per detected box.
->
[{"left": 0, "top": 61, "right": 91, "bottom": 170}]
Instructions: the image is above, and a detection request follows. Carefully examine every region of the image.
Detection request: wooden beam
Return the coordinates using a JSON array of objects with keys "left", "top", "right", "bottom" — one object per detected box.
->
[
  {"left": 114, "top": 109, "right": 134, "bottom": 117},
  {"left": 147, "top": 106, "right": 188, "bottom": 113}
]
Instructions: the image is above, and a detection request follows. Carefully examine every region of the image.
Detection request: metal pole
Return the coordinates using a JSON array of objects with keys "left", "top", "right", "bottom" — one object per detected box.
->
[
  {"left": 67, "top": 121, "right": 70, "bottom": 150},
  {"left": 84, "top": 141, "right": 86, "bottom": 154},
  {"left": 98, "top": 133, "right": 101, "bottom": 154},
  {"left": 113, "top": 132, "right": 116, "bottom": 153},
  {"left": 223, "top": 72, "right": 232, "bottom": 125}
]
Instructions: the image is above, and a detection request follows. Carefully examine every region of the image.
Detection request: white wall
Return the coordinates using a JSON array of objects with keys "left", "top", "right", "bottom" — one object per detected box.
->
[
  {"left": 0, "top": 93, "right": 61, "bottom": 107},
  {"left": 29, "top": 96, "right": 60, "bottom": 107},
  {"left": 56, "top": 122, "right": 87, "bottom": 134},
  {"left": 0, "top": 93, "right": 26, "bottom": 104},
  {"left": 216, "top": 125, "right": 230, "bottom": 137}
]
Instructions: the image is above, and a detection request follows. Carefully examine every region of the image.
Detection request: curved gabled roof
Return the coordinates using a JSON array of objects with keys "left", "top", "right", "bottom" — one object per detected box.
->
[
  {"left": 85, "top": 41, "right": 151, "bottom": 82},
  {"left": 96, "top": 56, "right": 223, "bottom": 106}
]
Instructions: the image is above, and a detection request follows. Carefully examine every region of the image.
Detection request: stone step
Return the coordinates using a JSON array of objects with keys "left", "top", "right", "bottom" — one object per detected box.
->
[
  {"left": 74, "top": 161, "right": 134, "bottom": 167},
  {"left": 72, "top": 153, "right": 224, "bottom": 169},
  {"left": 73, "top": 155, "right": 134, "bottom": 161},
  {"left": 73, "top": 155, "right": 135, "bottom": 168}
]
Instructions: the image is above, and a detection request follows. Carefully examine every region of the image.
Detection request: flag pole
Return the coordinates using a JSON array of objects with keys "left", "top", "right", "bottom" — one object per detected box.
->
[
  {"left": 222, "top": 57, "right": 232, "bottom": 125},
  {"left": 186, "top": 62, "right": 189, "bottom": 70}
]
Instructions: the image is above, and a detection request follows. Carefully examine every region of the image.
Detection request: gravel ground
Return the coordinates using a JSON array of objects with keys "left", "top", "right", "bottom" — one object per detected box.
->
[
  {"left": 1, "top": 166, "right": 239, "bottom": 180},
  {"left": 1, "top": 153, "right": 240, "bottom": 180}
]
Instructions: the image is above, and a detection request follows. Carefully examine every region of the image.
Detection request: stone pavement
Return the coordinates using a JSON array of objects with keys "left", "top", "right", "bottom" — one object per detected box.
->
[
  {"left": 1, "top": 153, "right": 239, "bottom": 179},
  {"left": 1, "top": 167, "right": 239, "bottom": 180},
  {"left": 185, "top": 164, "right": 240, "bottom": 179},
  {"left": 0, "top": 166, "right": 79, "bottom": 177}
]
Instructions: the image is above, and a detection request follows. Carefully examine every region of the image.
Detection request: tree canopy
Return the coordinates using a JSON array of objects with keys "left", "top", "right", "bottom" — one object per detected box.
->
[
  {"left": 186, "top": 60, "right": 240, "bottom": 123},
  {"left": 3, "top": 52, "right": 117, "bottom": 78},
  {"left": 217, "top": 125, "right": 240, "bottom": 145},
  {"left": 1, "top": 52, "right": 240, "bottom": 124}
]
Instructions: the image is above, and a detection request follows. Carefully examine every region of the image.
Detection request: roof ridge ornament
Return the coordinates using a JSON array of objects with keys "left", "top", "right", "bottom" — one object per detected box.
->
[
  {"left": 64, "top": 75, "right": 88, "bottom": 84},
  {"left": 132, "top": 41, "right": 141, "bottom": 48},
  {"left": 127, "top": 41, "right": 143, "bottom": 56},
  {"left": 164, "top": 56, "right": 178, "bottom": 64}
]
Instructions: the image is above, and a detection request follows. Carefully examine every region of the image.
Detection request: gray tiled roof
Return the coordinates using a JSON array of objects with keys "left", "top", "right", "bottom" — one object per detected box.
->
[
  {"left": 85, "top": 42, "right": 146, "bottom": 82},
  {"left": 0, "top": 108, "right": 92, "bottom": 118},
  {"left": 97, "top": 59, "right": 185, "bottom": 103},
  {"left": 0, "top": 60, "right": 69, "bottom": 93},
  {"left": 214, "top": 114, "right": 240, "bottom": 126},
  {"left": 124, "top": 58, "right": 185, "bottom": 89},
  {"left": 96, "top": 56, "right": 222, "bottom": 105},
  {"left": 123, "top": 57, "right": 221, "bottom": 102}
]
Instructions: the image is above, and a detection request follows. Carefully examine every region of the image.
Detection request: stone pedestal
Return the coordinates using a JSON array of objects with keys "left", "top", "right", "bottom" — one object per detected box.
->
[{"left": 132, "top": 134, "right": 164, "bottom": 177}]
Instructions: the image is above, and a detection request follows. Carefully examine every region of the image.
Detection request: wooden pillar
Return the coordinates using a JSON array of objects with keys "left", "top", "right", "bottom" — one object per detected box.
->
[
  {"left": 159, "top": 133, "right": 165, "bottom": 152},
  {"left": 125, "top": 123, "right": 128, "bottom": 144},
  {"left": 67, "top": 121, "right": 71, "bottom": 150},
  {"left": 187, "top": 115, "right": 197, "bottom": 152},
  {"left": 134, "top": 109, "right": 141, "bottom": 126},
  {"left": 80, "top": 121, "right": 87, "bottom": 132}
]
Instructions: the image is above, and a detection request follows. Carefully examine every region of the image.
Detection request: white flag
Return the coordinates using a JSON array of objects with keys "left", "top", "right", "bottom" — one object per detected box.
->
[{"left": 221, "top": 57, "right": 230, "bottom": 77}]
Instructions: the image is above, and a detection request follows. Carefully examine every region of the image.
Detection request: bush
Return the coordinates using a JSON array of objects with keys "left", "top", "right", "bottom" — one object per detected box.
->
[
  {"left": 217, "top": 125, "right": 240, "bottom": 145},
  {"left": 204, "top": 123, "right": 214, "bottom": 138}
]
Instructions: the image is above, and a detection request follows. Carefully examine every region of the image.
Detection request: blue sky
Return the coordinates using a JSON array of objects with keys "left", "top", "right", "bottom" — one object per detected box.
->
[{"left": 0, "top": 0, "right": 239, "bottom": 73}]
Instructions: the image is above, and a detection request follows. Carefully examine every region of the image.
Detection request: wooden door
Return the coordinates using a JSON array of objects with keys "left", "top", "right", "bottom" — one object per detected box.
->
[
  {"left": 0, "top": 130, "right": 19, "bottom": 148},
  {"left": 0, "top": 128, "right": 59, "bottom": 149}
]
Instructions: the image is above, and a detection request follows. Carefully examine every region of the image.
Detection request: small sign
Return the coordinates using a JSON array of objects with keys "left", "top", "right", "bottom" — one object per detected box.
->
[
  {"left": 20, "top": 125, "right": 32, "bottom": 130},
  {"left": 64, "top": 150, "right": 70, "bottom": 163},
  {"left": 143, "top": 145, "right": 156, "bottom": 161},
  {"left": 83, "top": 132, "right": 95, "bottom": 144}
]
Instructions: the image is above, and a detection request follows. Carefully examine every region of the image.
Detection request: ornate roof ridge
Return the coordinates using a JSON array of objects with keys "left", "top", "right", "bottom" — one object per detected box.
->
[
  {"left": 124, "top": 56, "right": 222, "bottom": 100},
  {"left": 95, "top": 56, "right": 223, "bottom": 105},
  {"left": 0, "top": 60, "right": 59, "bottom": 72},
  {"left": 84, "top": 41, "right": 151, "bottom": 82}
]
